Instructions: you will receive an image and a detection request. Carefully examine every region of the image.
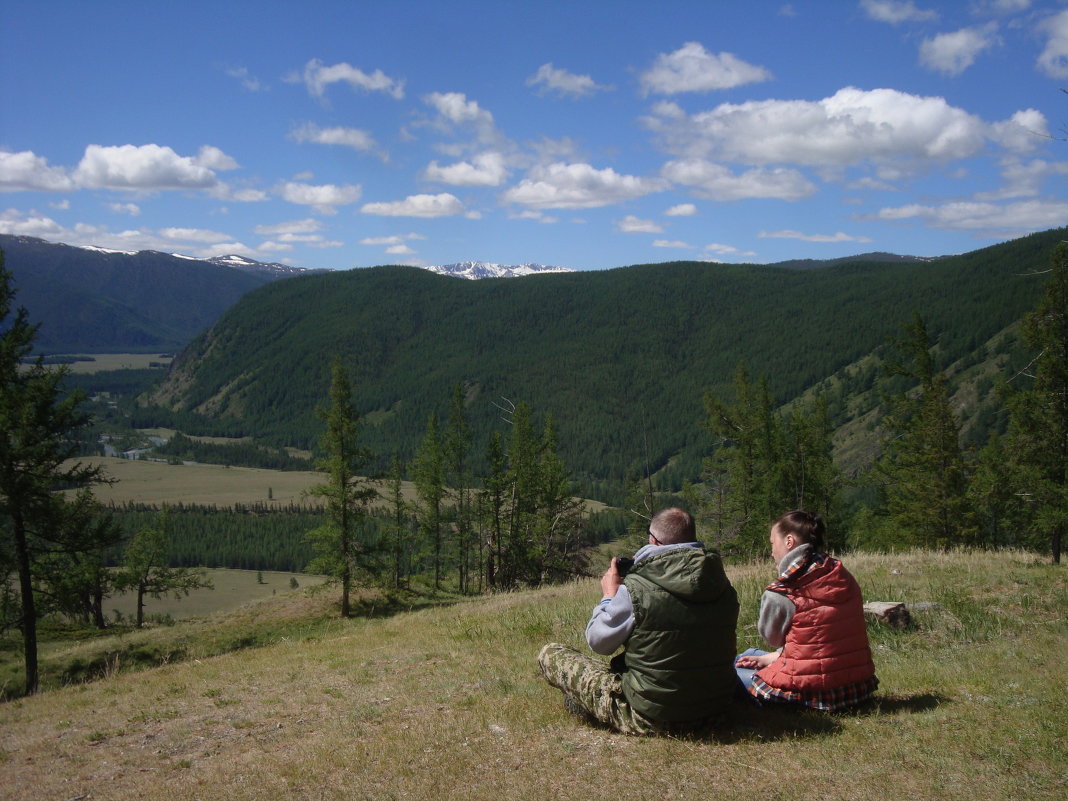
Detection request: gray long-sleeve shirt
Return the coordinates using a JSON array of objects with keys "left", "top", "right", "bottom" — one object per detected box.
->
[
  {"left": 755, "top": 543, "right": 810, "bottom": 648},
  {"left": 584, "top": 541, "right": 704, "bottom": 655}
]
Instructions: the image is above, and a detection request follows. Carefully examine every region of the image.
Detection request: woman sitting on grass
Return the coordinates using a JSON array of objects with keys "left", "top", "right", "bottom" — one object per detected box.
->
[{"left": 735, "top": 510, "right": 878, "bottom": 710}]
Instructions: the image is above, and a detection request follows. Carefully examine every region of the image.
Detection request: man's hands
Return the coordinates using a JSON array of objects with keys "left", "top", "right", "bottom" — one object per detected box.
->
[
  {"left": 734, "top": 650, "right": 781, "bottom": 669},
  {"left": 600, "top": 558, "right": 623, "bottom": 598}
]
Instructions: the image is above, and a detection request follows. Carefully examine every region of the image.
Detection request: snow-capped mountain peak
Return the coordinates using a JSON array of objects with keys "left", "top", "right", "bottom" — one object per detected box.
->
[{"left": 421, "top": 261, "right": 572, "bottom": 280}]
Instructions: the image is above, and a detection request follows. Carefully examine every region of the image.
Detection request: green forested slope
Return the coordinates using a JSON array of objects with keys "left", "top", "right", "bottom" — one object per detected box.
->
[{"left": 148, "top": 228, "right": 1065, "bottom": 497}]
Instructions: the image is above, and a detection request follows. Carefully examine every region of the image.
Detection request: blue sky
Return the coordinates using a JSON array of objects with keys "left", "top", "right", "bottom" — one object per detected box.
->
[{"left": 2, "top": 0, "right": 1067, "bottom": 271}]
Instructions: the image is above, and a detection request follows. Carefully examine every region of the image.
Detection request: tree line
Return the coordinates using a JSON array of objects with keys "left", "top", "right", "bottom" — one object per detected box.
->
[{"left": 305, "top": 362, "right": 595, "bottom": 616}]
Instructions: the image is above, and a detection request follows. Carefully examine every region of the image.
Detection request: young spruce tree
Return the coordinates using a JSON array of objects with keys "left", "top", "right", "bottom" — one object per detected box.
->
[
  {"left": 875, "top": 314, "right": 974, "bottom": 548},
  {"left": 305, "top": 358, "right": 377, "bottom": 616}
]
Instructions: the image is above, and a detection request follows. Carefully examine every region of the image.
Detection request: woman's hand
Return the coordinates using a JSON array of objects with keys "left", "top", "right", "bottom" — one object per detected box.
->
[{"left": 736, "top": 650, "right": 781, "bottom": 669}]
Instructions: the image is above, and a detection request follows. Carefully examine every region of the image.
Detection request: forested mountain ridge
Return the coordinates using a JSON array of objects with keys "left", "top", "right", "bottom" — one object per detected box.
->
[
  {"left": 146, "top": 228, "right": 1065, "bottom": 499},
  {"left": 0, "top": 235, "right": 292, "bottom": 353}
]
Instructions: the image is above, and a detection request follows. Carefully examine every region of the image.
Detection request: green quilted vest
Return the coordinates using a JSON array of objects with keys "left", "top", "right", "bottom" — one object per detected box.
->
[{"left": 621, "top": 546, "right": 739, "bottom": 723}]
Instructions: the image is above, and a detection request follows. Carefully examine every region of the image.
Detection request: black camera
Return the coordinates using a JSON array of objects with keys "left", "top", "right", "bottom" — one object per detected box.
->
[{"left": 615, "top": 557, "right": 635, "bottom": 577}]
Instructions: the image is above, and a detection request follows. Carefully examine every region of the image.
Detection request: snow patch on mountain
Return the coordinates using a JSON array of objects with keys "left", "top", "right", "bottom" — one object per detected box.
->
[{"left": 422, "top": 261, "right": 573, "bottom": 280}]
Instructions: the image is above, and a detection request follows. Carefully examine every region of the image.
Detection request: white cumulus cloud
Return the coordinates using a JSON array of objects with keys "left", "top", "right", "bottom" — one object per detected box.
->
[
  {"left": 425, "top": 91, "right": 494, "bottom": 127},
  {"left": 278, "top": 181, "right": 362, "bottom": 214},
  {"left": 646, "top": 87, "right": 992, "bottom": 167},
  {"left": 195, "top": 145, "right": 239, "bottom": 171},
  {"left": 664, "top": 203, "right": 697, "bottom": 216},
  {"left": 526, "top": 63, "right": 609, "bottom": 98},
  {"left": 108, "top": 202, "right": 141, "bottom": 216},
  {"left": 296, "top": 58, "right": 405, "bottom": 100},
  {"left": 290, "top": 122, "right": 378, "bottom": 152},
  {"left": 989, "top": 109, "right": 1048, "bottom": 153},
  {"left": 73, "top": 144, "right": 223, "bottom": 190},
  {"left": 919, "top": 24, "right": 999, "bottom": 76},
  {"left": 0, "top": 209, "right": 67, "bottom": 237},
  {"left": 0, "top": 150, "right": 75, "bottom": 192},
  {"left": 422, "top": 152, "right": 508, "bottom": 186},
  {"left": 874, "top": 198, "right": 1068, "bottom": 232},
  {"left": 1037, "top": 8, "right": 1068, "bottom": 78},
  {"left": 360, "top": 233, "right": 426, "bottom": 246},
  {"left": 639, "top": 42, "right": 772, "bottom": 96},
  {"left": 360, "top": 193, "right": 465, "bottom": 217},
  {"left": 860, "top": 0, "right": 939, "bottom": 24},
  {"left": 653, "top": 239, "right": 691, "bottom": 248},
  {"left": 254, "top": 218, "right": 323, "bottom": 236},
  {"left": 984, "top": 158, "right": 1068, "bottom": 199},
  {"left": 616, "top": 215, "right": 664, "bottom": 233},
  {"left": 662, "top": 159, "right": 816, "bottom": 201},
  {"left": 759, "top": 229, "right": 873, "bottom": 243},
  {"left": 501, "top": 162, "right": 667, "bottom": 209},
  {"left": 226, "top": 66, "right": 266, "bottom": 92},
  {"left": 159, "top": 227, "right": 233, "bottom": 243}
]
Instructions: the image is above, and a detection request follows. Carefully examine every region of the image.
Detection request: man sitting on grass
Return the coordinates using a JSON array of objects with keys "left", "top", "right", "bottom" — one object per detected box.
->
[{"left": 538, "top": 507, "right": 739, "bottom": 735}]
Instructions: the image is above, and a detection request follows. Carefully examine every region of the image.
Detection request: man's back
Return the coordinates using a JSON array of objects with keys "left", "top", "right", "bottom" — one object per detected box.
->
[{"left": 622, "top": 546, "right": 739, "bottom": 723}]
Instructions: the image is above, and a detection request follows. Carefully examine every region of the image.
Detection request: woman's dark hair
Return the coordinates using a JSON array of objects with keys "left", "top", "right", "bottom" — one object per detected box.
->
[{"left": 775, "top": 510, "right": 826, "bottom": 552}]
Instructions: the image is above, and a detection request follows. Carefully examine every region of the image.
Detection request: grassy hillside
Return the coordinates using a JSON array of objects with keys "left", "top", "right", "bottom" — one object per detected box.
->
[
  {"left": 1, "top": 549, "right": 1064, "bottom": 801},
  {"left": 146, "top": 229, "right": 1066, "bottom": 498}
]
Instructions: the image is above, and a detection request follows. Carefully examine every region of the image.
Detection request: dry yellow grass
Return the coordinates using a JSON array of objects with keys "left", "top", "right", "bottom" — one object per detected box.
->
[{"left": 1, "top": 550, "right": 1065, "bottom": 801}]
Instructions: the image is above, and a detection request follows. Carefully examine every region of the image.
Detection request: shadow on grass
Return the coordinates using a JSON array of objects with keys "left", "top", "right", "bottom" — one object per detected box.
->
[
  {"left": 843, "top": 692, "right": 948, "bottom": 716},
  {"left": 710, "top": 701, "right": 844, "bottom": 743},
  {"left": 679, "top": 692, "right": 947, "bottom": 744}
]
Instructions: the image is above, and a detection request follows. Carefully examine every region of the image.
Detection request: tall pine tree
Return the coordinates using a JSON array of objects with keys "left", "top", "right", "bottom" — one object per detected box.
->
[{"left": 305, "top": 358, "right": 377, "bottom": 616}]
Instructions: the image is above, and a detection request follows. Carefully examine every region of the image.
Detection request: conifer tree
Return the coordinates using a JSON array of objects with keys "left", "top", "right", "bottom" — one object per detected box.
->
[
  {"left": 305, "top": 358, "right": 377, "bottom": 616},
  {"left": 701, "top": 364, "right": 784, "bottom": 554},
  {"left": 43, "top": 497, "right": 122, "bottom": 629},
  {"left": 120, "top": 507, "right": 212, "bottom": 628},
  {"left": 444, "top": 383, "right": 474, "bottom": 591},
  {"left": 0, "top": 252, "right": 117, "bottom": 693},
  {"left": 875, "top": 315, "right": 974, "bottom": 547},
  {"left": 532, "top": 413, "right": 587, "bottom": 582},
  {"left": 506, "top": 402, "right": 540, "bottom": 585},
  {"left": 1002, "top": 243, "right": 1068, "bottom": 563},
  {"left": 412, "top": 412, "right": 445, "bottom": 590},
  {"left": 969, "top": 433, "right": 1021, "bottom": 547},
  {"left": 482, "top": 431, "right": 507, "bottom": 590},
  {"left": 384, "top": 453, "right": 411, "bottom": 589},
  {"left": 782, "top": 396, "right": 842, "bottom": 541}
]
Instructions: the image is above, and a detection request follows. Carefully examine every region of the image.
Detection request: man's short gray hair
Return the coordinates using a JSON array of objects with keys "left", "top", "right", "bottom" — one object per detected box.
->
[{"left": 649, "top": 507, "right": 696, "bottom": 545}]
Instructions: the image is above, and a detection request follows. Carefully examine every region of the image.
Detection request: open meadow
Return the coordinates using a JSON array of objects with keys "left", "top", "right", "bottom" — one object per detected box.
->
[
  {"left": 0, "top": 549, "right": 1064, "bottom": 801},
  {"left": 64, "top": 457, "right": 611, "bottom": 515},
  {"left": 54, "top": 354, "right": 174, "bottom": 374},
  {"left": 67, "top": 457, "right": 332, "bottom": 508},
  {"left": 105, "top": 568, "right": 329, "bottom": 622}
]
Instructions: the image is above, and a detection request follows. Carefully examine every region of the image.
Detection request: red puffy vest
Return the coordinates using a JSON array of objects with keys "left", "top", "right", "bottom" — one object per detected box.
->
[{"left": 755, "top": 557, "right": 875, "bottom": 692}]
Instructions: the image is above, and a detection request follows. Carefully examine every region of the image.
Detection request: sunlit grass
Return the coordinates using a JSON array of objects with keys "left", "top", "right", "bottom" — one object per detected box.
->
[{"left": 0, "top": 549, "right": 1064, "bottom": 801}]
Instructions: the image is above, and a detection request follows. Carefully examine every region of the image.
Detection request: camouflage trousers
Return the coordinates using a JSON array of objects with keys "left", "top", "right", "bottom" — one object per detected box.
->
[{"left": 537, "top": 642, "right": 658, "bottom": 736}]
